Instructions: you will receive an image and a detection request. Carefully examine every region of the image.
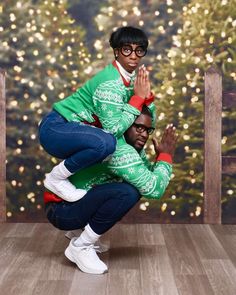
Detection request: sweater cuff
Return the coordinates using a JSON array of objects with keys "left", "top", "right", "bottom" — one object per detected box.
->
[
  {"left": 156, "top": 153, "right": 172, "bottom": 164},
  {"left": 128, "top": 95, "right": 144, "bottom": 112},
  {"left": 44, "top": 191, "right": 62, "bottom": 204},
  {"left": 145, "top": 92, "right": 155, "bottom": 106}
]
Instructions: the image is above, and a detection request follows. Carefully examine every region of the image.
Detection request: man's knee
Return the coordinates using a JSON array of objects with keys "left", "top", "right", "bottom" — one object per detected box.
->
[{"left": 121, "top": 183, "right": 140, "bottom": 206}]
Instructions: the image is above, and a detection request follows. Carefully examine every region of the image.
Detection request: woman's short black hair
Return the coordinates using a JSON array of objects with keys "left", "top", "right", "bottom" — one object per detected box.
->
[{"left": 109, "top": 26, "right": 149, "bottom": 50}]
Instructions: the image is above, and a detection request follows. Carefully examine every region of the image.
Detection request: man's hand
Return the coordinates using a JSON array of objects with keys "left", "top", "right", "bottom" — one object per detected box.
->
[
  {"left": 134, "top": 65, "right": 151, "bottom": 99},
  {"left": 152, "top": 124, "right": 178, "bottom": 157}
]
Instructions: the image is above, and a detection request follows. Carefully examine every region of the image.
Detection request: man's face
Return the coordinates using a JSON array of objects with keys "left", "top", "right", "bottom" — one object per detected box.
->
[{"left": 124, "top": 113, "right": 153, "bottom": 152}]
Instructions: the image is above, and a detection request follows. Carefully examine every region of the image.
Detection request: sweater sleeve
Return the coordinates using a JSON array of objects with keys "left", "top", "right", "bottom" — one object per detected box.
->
[
  {"left": 107, "top": 141, "right": 173, "bottom": 199},
  {"left": 93, "top": 82, "right": 145, "bottom": 138}
]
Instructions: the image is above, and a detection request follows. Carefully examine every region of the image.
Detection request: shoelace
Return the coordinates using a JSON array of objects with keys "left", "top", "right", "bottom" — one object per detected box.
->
[{"left": 81, "top": 244, "right": 99, "bottom": 252}]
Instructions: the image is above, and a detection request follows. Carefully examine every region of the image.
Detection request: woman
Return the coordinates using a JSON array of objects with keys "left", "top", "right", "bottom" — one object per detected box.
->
[{"left": 39, "top": 26, "right": 152, "bottom": 202}]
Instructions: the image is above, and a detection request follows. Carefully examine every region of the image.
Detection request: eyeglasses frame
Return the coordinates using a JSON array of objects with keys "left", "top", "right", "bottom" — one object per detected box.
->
[
  {"left": 119, "top": 44, "right": 147, "bottom": 58},
  {"left": 133, "top": 123, "right": 155, "bottom": 135}
]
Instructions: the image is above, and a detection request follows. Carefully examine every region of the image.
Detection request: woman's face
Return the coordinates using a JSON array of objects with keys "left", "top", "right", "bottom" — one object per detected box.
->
[{"left": 115, "top": 44, "right": 146, "bottom": 73}]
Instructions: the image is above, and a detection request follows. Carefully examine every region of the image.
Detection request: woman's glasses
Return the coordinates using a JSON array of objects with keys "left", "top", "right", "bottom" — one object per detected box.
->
[
  {"left": 120, "top": 45, "right": 147, "bottom": 58},
  {"left": 133, "top": 123, "right": 154, "bottom": 135}
]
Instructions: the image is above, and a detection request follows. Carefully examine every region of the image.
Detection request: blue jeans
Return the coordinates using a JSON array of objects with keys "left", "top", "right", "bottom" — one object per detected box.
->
[
  {"left": 45, "top": 183, "right": 140, "bottom": 235},
  {"left": 38, "top": 110, "right": 116, "bottom": 173}
]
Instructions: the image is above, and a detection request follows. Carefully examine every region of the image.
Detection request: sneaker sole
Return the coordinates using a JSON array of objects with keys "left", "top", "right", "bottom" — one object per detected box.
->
[{"left": 64, "top": 247, "right": 108, "bottom": 275}]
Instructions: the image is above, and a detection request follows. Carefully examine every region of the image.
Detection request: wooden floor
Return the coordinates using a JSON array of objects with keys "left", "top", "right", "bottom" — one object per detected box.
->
[{"left": 0, "top": 223, "right": 236, "bottom": 295}]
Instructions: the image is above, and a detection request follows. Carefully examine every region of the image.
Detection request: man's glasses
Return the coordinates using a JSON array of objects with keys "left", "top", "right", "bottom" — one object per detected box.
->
[
  {"left": 133, "top": 123, "right": 155, "bottom": 135},
  {"left": 120, "top": 45, "right": 147, "bottom": 58}
]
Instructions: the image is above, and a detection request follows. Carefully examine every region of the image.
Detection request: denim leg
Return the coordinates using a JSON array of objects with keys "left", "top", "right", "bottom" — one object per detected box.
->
[
  {"left": 88, "top": 183, "right": 140, "bottom": 234},
  {"left": 38, "top": 111, "right": 116, "bottom": 173},
  {"left": 45, "top": 183, "right": 140, "bottom": 233}
]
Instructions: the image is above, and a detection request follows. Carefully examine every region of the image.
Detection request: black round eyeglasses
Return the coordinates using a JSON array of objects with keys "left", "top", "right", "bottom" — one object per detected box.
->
[
  {"left": 120, "top": 45, "right": 147, "bottom": 58},
  {"left": 133, "top": 123, "right": 155, "bottom": 135}
]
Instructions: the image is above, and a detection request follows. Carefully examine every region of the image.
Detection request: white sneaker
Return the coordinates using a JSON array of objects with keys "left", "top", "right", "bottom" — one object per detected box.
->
[
  {"left": 44, "top": 173, "right": 87, "bottom": 202},
  {"left": 64, "top": 238, "right": 108, "bottom": 274},
  {"left": 65, "top": 230, "right": 109, "bottom": 253}
]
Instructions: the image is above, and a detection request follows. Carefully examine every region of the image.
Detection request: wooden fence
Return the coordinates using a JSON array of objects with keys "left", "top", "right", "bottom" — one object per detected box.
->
[
  {"left": 0, "top": 69, "right": 6, "bottom": 222},
  {"left": 204, "top": 65, "right": 236, "bottom": 224}
]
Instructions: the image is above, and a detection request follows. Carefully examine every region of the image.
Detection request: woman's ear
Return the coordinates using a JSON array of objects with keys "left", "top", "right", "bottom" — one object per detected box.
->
[{"left": 114, "top": 49, "right": 119, "bottom": 59}]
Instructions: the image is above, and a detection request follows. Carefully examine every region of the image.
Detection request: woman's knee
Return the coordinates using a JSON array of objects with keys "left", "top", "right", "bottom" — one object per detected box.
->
[{"left": 95, "top": 131, "right": 116, "bottom": 158}]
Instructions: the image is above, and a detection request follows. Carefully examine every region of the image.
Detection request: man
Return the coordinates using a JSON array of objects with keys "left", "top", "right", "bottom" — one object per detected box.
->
[{"left": 44, "top": 105, "right": 177, "bottom": 275}]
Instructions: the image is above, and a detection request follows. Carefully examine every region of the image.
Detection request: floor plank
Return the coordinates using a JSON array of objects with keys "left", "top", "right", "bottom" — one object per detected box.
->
[
  {"left": 202, "top": 259, "right": 236, "bottom": 295},
  {"left": 162, "top": 224, "right": 205, "bottom": 275},
  {"left": 139, "top": 245, "right": 178, "bottom": 295},
  {"left": 210, "top": 225, "right": 236, "bottom": 268},
  {"left": 175, "top": 274, "right": 215, "bottom": 295}
]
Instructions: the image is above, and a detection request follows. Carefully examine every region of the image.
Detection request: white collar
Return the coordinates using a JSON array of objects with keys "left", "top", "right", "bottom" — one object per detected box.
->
[{"left": 115, "top": 60, "right": 136, "bottom": 82}]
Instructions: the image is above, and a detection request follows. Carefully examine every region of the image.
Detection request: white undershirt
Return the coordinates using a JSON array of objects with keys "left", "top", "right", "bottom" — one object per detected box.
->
[{"left": 115, "top": 60, "right": 136, "bottom": 82}]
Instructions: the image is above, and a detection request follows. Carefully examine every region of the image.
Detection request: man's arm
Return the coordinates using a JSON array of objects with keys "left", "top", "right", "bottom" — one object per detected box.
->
[{"left": 108, "top": 125, "right": 177, "bottom": 199}]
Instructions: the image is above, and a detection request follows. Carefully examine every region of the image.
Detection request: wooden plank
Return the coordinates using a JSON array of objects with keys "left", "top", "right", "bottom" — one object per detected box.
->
[
  {"left": 70, "top": 271, "right": 107, "bottom": 295},
  {"left": 162, "top": 224, "right": 205, "bottom": 275},
  {"left": 5, "top": 223, "right": 38, "bottom": 238},
  {"left": 186, "top": 224, "right": 228, "bottom": 259},
  {"left": 0, "top": 278, "right": 38, "bottom": 295},
  {"left": 210, "top": 225, "right": 236, "bottom": 268},
  {"left": 137, "top": 224, "right": 165, "bottom": 246},
  {"left": 175, "top": 275, "right": 215, "bottom": 295},
  {"left": 139, "top": 245, "right": 179, "bottom": 295},
  {"left": 106, "top": 270, "right": 141, "bottom": 295},
  {"left": 32, "top": 280, "right": 72, "bottom": 295},
  {"left": 222, "top": 156, "right": 236, "bottom": 174},
  {"left": 202, "top": 259, "right": 236, "bottom": 295},
  {"left": 0, "top": 69, "right": 6, "bottom": 222},
  {"left": 204, "top": 66, "right": 222, "bottom": 224},
  {"left": 108, "top": 225, "right": 139, "bottom": 271},
  {"left": 223, "top": 90, "right": 236, "bottom": 108}
]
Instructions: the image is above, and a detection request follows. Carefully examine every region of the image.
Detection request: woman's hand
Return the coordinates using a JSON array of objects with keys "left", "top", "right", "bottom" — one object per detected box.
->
[{"left": 134, "top": 65, "right": 151, "bottom": 99}]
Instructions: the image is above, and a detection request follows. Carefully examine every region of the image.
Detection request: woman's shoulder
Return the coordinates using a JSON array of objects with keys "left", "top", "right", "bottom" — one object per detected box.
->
[{"left": 93, "top": 62, "right": 120, "bottom": 82}]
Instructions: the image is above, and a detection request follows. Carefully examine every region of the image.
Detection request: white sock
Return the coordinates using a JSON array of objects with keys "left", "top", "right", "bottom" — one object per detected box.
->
[
  {"left": 74, "top": 224, "right": 101, "bottom": 247},
  {"left": 50, "top": 160, "right": 73, "bottom": 179}
]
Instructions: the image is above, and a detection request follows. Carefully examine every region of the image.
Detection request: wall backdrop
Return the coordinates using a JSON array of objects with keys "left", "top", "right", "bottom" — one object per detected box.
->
[{"left": 1, "top": 0, "right": 236, "bottom": 223}]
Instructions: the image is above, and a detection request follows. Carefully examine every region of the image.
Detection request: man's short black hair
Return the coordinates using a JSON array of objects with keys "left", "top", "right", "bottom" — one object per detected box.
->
[
  {"left": 141, "top": 105, "right": 152, "bottom": 118},
  {"left": 109, "top": 26, "right": 149, "bottom": 50}
]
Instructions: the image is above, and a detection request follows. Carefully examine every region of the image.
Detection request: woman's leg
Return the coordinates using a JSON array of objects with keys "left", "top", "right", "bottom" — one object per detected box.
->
[
  {"left": 38, "top": 111, "right": 116, "bottom": 200},
  {"left": 39, "top": 110, "right": 116, "bottom": 172}
]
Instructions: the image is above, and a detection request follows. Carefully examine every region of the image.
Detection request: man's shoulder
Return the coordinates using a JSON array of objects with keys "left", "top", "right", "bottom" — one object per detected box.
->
[{"left": 108, "top": 138, "right": 143, "bottom": 169}]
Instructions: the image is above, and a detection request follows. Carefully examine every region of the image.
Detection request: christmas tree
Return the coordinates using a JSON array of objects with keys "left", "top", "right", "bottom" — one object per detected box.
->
[
  {"left": 68, "top": 0, "right": 107, "bottom": 53},
  {"left": 151, "top": 0, "right": 236, "bottom": 221},
  {"left": 0, "top": 0, "right": 90, "bottom": 219},
  {"left": 91, "top": 0, "right": 189, "bottom": 75}
]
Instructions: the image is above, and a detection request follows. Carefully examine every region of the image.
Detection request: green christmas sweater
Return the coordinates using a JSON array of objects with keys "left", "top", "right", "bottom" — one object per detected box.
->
[
  {"left": 53, "top": 61, "right": 156, "bottom": 137},
  {"left": 68, "top": 137, "right": 173, "bottom": 200},
  {"left": 44, "top": 137, "right": 172, "bottom": 203}
]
